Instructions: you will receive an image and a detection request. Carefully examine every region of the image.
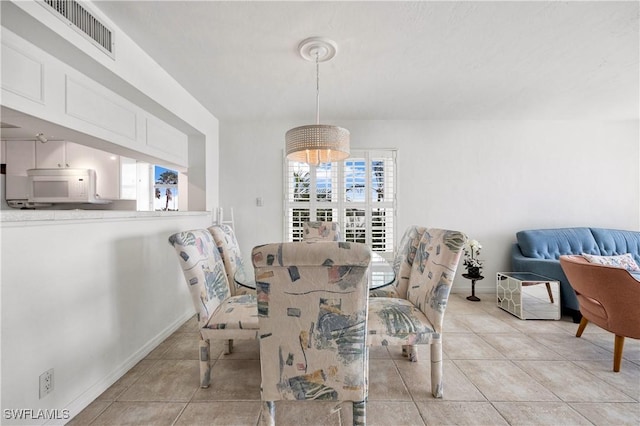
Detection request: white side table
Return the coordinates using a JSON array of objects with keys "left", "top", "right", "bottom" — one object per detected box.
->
[{"left": 496, "top": 272, "right": 560, "bottom": 320}]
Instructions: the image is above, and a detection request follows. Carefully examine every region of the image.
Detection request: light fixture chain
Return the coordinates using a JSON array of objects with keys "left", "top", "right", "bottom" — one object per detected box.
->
[{"left": 315, "top": 50, "right": 320, "bottom": 125}]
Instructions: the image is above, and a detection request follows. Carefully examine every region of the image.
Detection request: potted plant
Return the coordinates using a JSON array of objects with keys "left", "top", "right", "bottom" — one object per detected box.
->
[{"left": 463, "top": 239, "right": 483, "bottom": 278}]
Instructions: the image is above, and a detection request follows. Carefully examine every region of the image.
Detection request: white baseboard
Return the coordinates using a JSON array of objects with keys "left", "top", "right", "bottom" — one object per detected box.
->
[{"left": 53, "top": 310, "right": 195, "bottom": 425}]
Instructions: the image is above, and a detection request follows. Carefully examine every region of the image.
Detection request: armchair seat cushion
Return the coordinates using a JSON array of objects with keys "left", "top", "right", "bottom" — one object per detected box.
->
[
  {"left": 204, "top": 293, "right": 259, "bottom": 331},
  {"left": 367, "top": 297, "right": 437, "bottom": 347}
]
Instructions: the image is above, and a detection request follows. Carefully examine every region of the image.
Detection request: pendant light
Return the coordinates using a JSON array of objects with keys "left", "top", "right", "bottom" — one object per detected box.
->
[{"left": 285, "top": 37, "right": 350, "bottom": 166}]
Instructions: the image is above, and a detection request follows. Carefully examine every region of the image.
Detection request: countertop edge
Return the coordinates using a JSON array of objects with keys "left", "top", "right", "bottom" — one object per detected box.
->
[{"left": 1, "top": 210, "right": 212, "bottom": 224}]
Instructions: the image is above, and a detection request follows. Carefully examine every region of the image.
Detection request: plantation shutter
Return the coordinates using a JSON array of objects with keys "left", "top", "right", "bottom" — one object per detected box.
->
[{"left": 284, "top": 149, "right": 396, "bottom": 255}]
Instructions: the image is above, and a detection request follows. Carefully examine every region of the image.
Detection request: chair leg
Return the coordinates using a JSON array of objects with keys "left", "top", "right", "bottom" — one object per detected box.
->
[
  {"left": 544, "top": 283, "right": 554, "bottom": 304},
  {"left": 199, "top": 339, "right": 211, "bottom": 388},
  {"left": 613, "top": 335, "right": 625, "bottom": 372},
  {"left": 224, "top": 339, "right": 234, "bottom": 355},
  {"left": 407, "top": 345, "right": 418, "bottom": 362},
  {"left": 353, "top": 400, "right": 366, "bottom": 426},
  {"left": 576, "top": 317, "right": 589, "bottom": 337},
  {"left": 260, "top": 401, "right": 275, "bottom": 426},
  {"left": 430, "top": 341, "right": 443, "bottom": 398}
]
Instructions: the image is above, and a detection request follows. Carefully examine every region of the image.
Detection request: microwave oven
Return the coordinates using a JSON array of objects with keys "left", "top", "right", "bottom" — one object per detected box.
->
[{"left": 26, "top": 168, "right": 111, "bottom": 204}]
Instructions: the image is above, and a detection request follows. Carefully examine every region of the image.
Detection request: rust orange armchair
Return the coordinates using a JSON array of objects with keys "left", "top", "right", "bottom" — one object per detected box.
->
[{"left": 559, "top": 255, "right": 640, "bottom": 372}]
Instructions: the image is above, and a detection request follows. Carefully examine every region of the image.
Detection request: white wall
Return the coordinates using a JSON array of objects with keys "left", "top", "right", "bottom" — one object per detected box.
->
[
  {"left": 1, "top": 3, "right": 223, "bottom": 420},
  {"left": 220, "top": 119, "right": 639, "bottom": 293},
  {"left": 1, "top": 213, "right": 210, "bottom": 424}
]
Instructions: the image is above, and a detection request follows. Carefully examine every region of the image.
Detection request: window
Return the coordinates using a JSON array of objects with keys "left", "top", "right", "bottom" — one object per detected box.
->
[
  {"left": 154, "top": 166, "right": 179, "bottom": 211},
  {"left": 284, "top": 149, "right": 396, "bottom": 255}
]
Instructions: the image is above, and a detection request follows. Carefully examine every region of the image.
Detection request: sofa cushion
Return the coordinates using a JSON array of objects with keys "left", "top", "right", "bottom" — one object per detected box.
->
[
  {"left": 581, "top": 253, "right": 640, "bottom": 272},
  {"left": 589, "top": 228, "right": 640, "bottom": 266},
  {"left": 516, "top": 228, "right": 600, "bottom": 260}
]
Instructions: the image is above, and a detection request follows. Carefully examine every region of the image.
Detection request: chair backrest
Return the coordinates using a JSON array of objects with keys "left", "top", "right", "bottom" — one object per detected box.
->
[
  {"left": 168, "top": 229, "right": 231, "bottom": 328},
  {"left": 406, "top": 228, "right": 467, "bottom": 333},
  {"left": 302, "top": 221, "right": 342, "bottom": 241},
  {"left": 252, "top": 241, "right": 371, "bottom": 403},
  {"left": 208, "top": 224, "right": 246, "bottom": 295},
  {"left": 392, "top": 225, "right": 428, "bottom": 298},
  {"left": 560, "top": 255, "right": 640, "bottom": 339}
]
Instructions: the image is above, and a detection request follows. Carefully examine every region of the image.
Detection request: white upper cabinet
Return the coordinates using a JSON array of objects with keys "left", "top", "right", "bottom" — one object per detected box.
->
[
  {"left": 5, "top": 140, "right": 123, "bottom": 201},
  {"left": 35, "top": 140, "right": 66, "bottom": 168},
  {"left": 65, "top": 142, "right": 120, "bottom": 200},
  {"left": 5, "top": 141, "right": 35, "bottom": 201},
  {"left": 5, "top": 140, "right": 35, "bottom": 175}
]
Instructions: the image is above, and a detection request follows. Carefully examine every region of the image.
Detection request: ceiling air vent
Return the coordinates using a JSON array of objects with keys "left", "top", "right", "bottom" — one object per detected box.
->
[{"left": 41, "top": 0, "right": 114, "bottom": 57}]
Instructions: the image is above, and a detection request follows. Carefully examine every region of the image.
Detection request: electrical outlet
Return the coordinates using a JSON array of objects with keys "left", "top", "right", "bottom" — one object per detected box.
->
[{"left": 39, "top": 368, "right": 54, "bottom": 398}]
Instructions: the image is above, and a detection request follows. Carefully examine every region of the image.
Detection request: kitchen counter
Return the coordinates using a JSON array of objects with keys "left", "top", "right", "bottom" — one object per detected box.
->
[{"left": 0, "top": 209, "right": 211, "bottom": 226}]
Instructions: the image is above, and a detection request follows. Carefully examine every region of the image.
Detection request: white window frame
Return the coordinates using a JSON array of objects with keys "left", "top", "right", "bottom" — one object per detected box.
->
[{"left": 283, "top": 149, "right": 397, "bottom": 256}]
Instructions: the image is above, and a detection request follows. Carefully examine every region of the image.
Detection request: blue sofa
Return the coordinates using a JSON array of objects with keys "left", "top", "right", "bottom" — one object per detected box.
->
[{"left": 511, "top": 227, "right": 640, "bottom": 321}]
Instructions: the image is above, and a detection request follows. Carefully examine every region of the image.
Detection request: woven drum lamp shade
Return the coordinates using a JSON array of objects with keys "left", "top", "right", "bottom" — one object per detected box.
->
[{"left": 285, "top": 124, "right": 350, "bottom": 165}]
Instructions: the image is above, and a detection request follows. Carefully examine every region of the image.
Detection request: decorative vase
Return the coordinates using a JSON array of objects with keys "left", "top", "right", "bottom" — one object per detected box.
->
[{"left": 467, "top": 266, "right": 481, "bottom": 278}]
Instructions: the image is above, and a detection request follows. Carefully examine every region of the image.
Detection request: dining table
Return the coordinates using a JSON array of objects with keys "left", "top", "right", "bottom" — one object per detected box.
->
[{"left": 234, "top": 250, "right": 396, "bottom": 290}]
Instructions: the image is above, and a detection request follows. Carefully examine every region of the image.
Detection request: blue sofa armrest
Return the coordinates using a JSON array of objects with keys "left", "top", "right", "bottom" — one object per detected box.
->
[{"left": 510, "top": 244, "right": 579, "bottom": 311}]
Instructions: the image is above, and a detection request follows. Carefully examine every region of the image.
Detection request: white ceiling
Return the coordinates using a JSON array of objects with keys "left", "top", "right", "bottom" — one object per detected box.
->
[{"left": 90, "top": 1, "right": 639, "bottom": 123}]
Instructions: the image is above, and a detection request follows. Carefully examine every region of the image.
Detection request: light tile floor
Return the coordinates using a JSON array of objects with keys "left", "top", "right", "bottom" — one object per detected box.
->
[{"left": 69, "top": 294, "right": 640, "bottom": 425}]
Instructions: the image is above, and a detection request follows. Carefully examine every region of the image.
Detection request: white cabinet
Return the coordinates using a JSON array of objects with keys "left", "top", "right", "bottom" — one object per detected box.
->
[
  {"left": 35, "top": 140, "right": 66, "bottom": 168},
  {"left": 4, "top": 140, "right": 125, "bottom": 201},
  {"left": 5, "top": 140, "right": 35, "bottom": 174},
  {"left": 5, "top": 140, "right": 35, "bottom": 200},
  {"left": 65, "top": 143, "right": 120, "bottom": 200},
  {"left": 33, "top": 141, "right": 120, "bottom": 200}
]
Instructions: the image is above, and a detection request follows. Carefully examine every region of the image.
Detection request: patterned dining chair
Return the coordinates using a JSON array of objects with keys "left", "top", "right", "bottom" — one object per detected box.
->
[
  {"left": 369, "top": 225, "right": 427, "bottom": 298},
  {"left": 302, "top": 221, "right": 342, "bottom": 241},
  {"left": 168, "top": 229, "right": 259, "bottom": 388},
  {"left": 208, "top": 224, "right": 252, "bottom": 295},
  {"left": 368, "top": 225, "right": 428, "bottom": 360},
  {"left": 252, "top": 241, "right": 371, "bottom": 426},
  {"left": 367, "top": 228, "right": 467, "bottom": 398}
]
